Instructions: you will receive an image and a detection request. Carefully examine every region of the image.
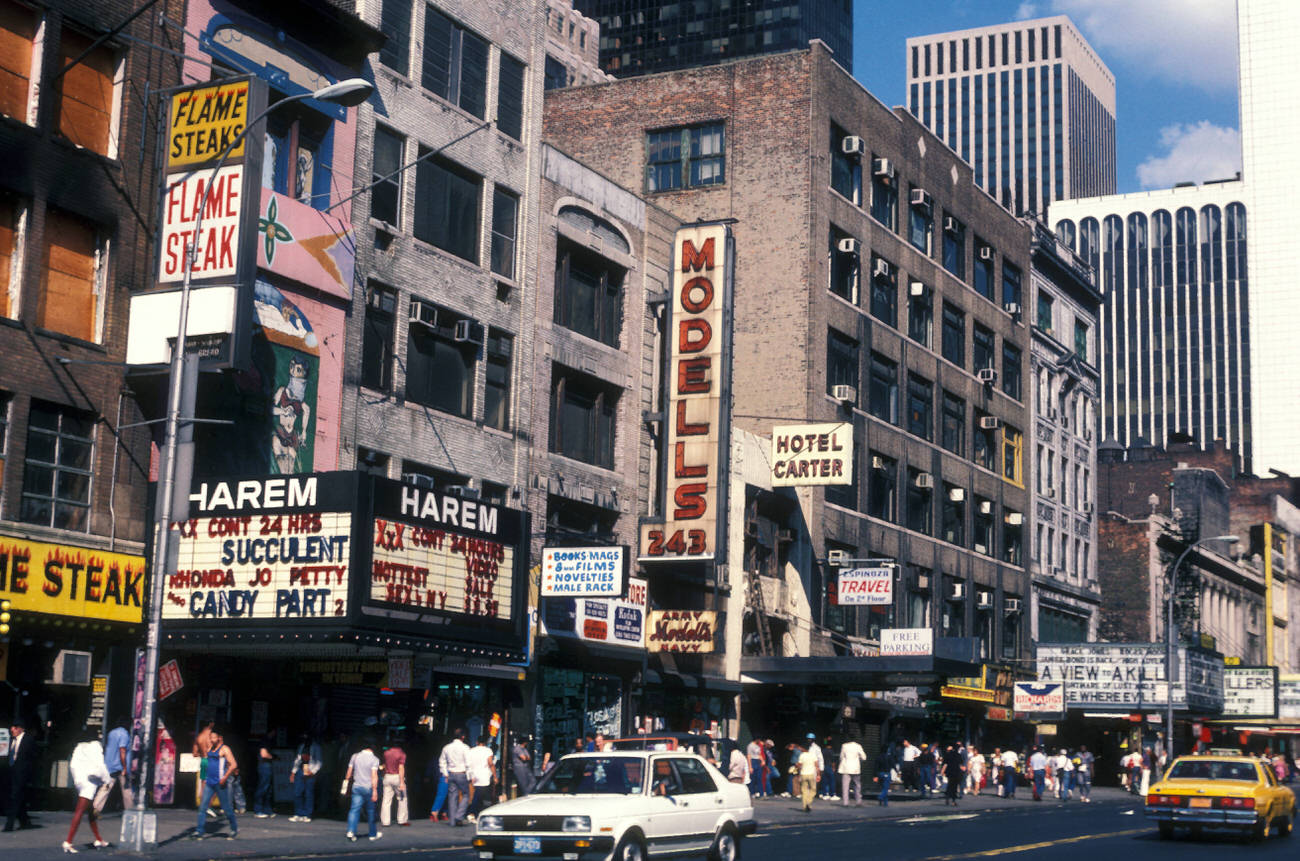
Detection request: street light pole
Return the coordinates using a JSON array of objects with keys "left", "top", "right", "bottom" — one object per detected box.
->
[
  {"left": 128, "top": 77, "right": 372, "bottom": 851},
  {"left": 1164, "top": 533, "right": 1238, "bottom": 761}
]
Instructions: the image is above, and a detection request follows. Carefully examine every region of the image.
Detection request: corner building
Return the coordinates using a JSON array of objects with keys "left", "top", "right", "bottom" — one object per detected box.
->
[{"left": 545, "top": 43, "right": 1035, "bottom": 747}]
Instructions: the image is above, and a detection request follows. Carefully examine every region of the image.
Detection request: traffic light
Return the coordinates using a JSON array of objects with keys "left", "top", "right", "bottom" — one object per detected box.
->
[{"left": 0, "top": 599, "right": 9, "bottom": 635}]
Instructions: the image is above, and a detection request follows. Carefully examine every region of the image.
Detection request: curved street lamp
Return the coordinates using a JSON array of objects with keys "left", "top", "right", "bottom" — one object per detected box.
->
[{"left": 1164, "top": 533, "right": 1238, "bottom": 760}]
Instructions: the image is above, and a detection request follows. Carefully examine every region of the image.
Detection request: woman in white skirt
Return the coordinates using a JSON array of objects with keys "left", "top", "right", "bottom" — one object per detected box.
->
[{"left": 64, "top": 727, "right": 113, "bottom": 853}]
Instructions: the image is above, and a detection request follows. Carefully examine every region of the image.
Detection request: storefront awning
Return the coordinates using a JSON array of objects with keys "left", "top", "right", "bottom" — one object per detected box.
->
[{"left": 740, "top": 640, "right": 982, "bottom": 689}]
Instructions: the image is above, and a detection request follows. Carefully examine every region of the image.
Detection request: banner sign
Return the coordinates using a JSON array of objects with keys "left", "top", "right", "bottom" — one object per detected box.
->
[
  {"left": 640, "top": 224, "right": 733, "bottom": 562},
  {"left": 880, "top": 628, "right": 933, "bottom": 656},
  {"left": 541, "top": 546, "right": 626, "bottom": 597},
  {"left": 542, "top": 578, "right": 647, "bottom": 648},
  {"left": 838, "top": 567, "right": 893, "bottom": 605},
  {"left": 1014, "top": 682, "right": 1065, "bottom": 714},
  {"left": 0, "top": 536, "right": 145, "bottom": 623},
  {"left": 771, "top": 422, "right": 852, "bottom": 486},
  {"left": 1279, "top": 675, "right": 1300, "bottom": 720},
  {"left": 1036, "top": 643, "right": 1224, "bottom": 712},
  {"left": 1221, "top": 666, "right": 1278, "bottom": 718},
  {"left": 647, "top": 610, "right": 716, "bottom": 653}
]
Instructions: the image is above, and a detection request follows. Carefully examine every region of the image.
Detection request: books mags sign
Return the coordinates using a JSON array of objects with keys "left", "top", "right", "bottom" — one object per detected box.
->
[
  {"left": 647, "top": 611, "right": 716, "bottom": 653},
  {"left": 641, "top": 225, "right": 733, "bottom": 562}
]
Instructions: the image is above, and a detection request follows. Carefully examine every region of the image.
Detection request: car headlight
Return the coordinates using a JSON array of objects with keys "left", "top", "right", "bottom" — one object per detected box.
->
[
  {"left": 562, "top": 816, "right": 591, "bottom": 833},
  {"left": 477, "top": 815, "right": 504, "bottom": 832}
]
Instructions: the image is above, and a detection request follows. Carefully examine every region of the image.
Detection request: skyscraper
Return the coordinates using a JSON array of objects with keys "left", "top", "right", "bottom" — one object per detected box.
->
[
  {"left": 906, "top": 16, "right": 1116, "bottom": 217},
  {"left": 574, "top": 0, "right": 853, "bottom": 77}
]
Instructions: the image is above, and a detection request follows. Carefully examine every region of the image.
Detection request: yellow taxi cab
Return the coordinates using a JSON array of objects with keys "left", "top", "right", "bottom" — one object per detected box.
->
[{"left": 1145, "top": 754, "right": 1296, "bottom": 841}]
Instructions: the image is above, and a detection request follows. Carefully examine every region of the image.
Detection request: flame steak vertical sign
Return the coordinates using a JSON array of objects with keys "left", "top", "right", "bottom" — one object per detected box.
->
[{"left": 640, "top": 224, "right": 730, "bottom": 561}]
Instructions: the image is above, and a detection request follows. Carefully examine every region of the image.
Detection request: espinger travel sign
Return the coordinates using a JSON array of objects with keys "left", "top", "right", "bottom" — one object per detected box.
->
[{"left": 640, "top": 224, "right": 733, "bottom": 562}]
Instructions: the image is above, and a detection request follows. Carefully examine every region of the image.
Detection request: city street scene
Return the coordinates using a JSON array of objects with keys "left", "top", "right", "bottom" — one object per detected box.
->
[{"left": 0, "top": 0, "right": 1297, "bottom": 859}]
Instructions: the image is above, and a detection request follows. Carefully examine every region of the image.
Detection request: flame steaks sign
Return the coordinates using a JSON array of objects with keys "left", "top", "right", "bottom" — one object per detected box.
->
[
  {"left": 640, "top": 224, "right": 732, "bottom": 562},
  {"left": 647, "top": 610, "right": 717, "bottom": 653}
]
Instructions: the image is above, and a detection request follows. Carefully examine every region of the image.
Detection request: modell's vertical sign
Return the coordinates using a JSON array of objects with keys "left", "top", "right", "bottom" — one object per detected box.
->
[{"left": 640, "top": 224, "right": 733, "bottom": 562}]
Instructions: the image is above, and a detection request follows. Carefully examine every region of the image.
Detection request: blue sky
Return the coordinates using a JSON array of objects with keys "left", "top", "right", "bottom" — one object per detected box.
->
[{"left": 851, "top": 0, "right": 1241, "bottom": 195}]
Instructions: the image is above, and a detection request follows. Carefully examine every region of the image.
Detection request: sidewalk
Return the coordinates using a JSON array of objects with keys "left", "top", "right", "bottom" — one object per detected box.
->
[{"left": 1, "top": 786, "right": 1142, "bottom": 860}]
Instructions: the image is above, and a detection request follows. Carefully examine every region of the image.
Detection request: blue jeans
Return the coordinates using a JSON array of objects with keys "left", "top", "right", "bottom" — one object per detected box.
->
[
  {"left": 919, "top": 765, "right": 934, "bottom": 796},
  {"left": 1033, "top": 769, "right": 1046, "bottom": 799},
  {"left": 294, "top": 775, "right": 315, "bottom": 818},
  {"left": 197, "top": 781, "right": 237, "bottom": 836},
  {"left": 749, "top": 759, "right": 763, "bottom": 796},
  {"left": 821, "top": 766, "right": 836, "bottom": 796},
  {"left": 431, "top": 775, "right": 448, "bottom": 816},
  {"left": 877, "top": 770, "right": 891, "bottom": 805},
  {"left": 1003, "top": 768, "right": 1016, "bottom": 797},
  {"left": 1077, "top": 772, "right": 1091, "bottom": 799},
  {"left": 347, "top": 785, "right": 376, "bottom": 836},
  {"left": 254, "top": 762, "right": 274, "bottom": 815}
]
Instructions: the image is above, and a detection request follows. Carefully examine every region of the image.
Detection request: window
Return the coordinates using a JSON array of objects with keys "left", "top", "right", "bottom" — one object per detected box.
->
[
  {"left": 361, "top": 284, "right": 396, "bottom": 391},
  {"left": 906, "top": 467, "right": 932, "bottom": 535},
  {"left": 264, "top": 101, "right": 332, "bottom": 208},
  {"left": 973, "top": 496, "right": 993, "bottom": 554},
  {"left": 942, "top": 216, "right": 965, "bottom": 279},
  {"left": 908, "top": 187, "right": 932, "bottom": 253},
  {"left": 1002, "top": 342, "right": 1022, "bottom": 399},
  {"left": 973, "top": 409, "right": 996, "bottom": 470},
  {"left": 1002, "top": 261, "right": 1022, "bottom": 309},
  {"left": 867, "top": 452, "right": 896, "bottom": 521},
  {"left": 647, "top": 123, "right": 725, "bottom": 191},
  {"left": 826, "top": 328, "right": 858, "bottom": 395},
  {"left": 1001, "top": 425, "right": 1023, "bottom": 485},
  {"left": 423, "top": 7, "right": 488, "bottom": 118},
  {"left": 1074, "top": 318, "right": 1089, "bottom": 362},
  {"left": 830, "top": 124, "right": 861, "bottom": 204},
  {"left": 497, "top": 52, "right": 525, "bottom": 140},
  {"left": 379, "top": 0, "right": 412, "bottom": 75},
  {"left": 554, "top": 239, "right": 624, "bottom": 348},
  {"left": 1002, "top": 512, "right": 1023, "bottom": 565},
  {"left": 870, "top": 159, "right": 897, "bottom": 230},
  {"left": 907, "top": 374, "right": 933, "bottom": 441},
  {"left": 869, "top": 256, "right": 897, "bottom": 327},
  {"left": 973, "top": 241, "right": 994, "bottom": 300},
  {"left": 550, "top": 367, "right": 618, "bottom": 468},
  {"left": 1002, "top": 598, "right": 1021, "bottom": 657},
  {"left": 829, "top": 227, "right": 858, "bottom": 303},
  {"left": 20, "top": 400, "right": 94, "bottom": 530},
  {"left": 39, "top": 208, "right": 101, "bottom": 342},
  {"left": 942, "top": 484, "right": 965, "bottom": 545},
  {"left": 868, "top": 352, "right": 898, "bottom": 424},
  {"left": 57, "top": 29, "right": 117, "bottom": 156},
  {"left": 490, "top": 186, "right": 519, "bottom": 279},
  {"left": 370, "top": 126, "right": 403, "bottom": 226},
  {"left": 405, "top": 304, "right": 477, "bottom": 418},
  {"left": 0, "top": 0, "right": 35, "bottom": 121},
  {"left": 941, "top": 303, "right": 965, "bottom": 367},
  {"left": 904, "top": 285, "right": 931, "bottom": 349},
  {"left": 0, "top": 195, "right": 16, "bottom": 319},
  {"left": 973, "top": 323, "right": 995, "bottom": 371},
  {"left": 414, "top": 151, "right": 480, "bottom": 263},
  {"left": 941, "top": 391, "right": 965, "bottom": 455},
  {"left": 1036, "top": 290, "right": 1053, "bottom": 332},
  {"left": 673, "top": 757, "right": 718, "bottom": 794},
  {"left": 484, "top": 329, "right": 512, "bottom": 431},
  {"left": 544, "top": 55, "right": 568, "bottom": 90}
]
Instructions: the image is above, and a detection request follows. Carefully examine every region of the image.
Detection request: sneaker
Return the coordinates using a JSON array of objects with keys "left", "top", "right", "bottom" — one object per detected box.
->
[
  {"left": 206, "top": 809, "right": 218, "bottom": 819},
  {"left": 301, "top": 817, "right": 311, "bottom": 823},
  {"left": 194, "top": 833, "right": 208, "bottom": 841},
  {"left": 346, "top": 832, "right": 356, "bottom": 842},
  {"left": 254, "top": 813, "right": 269, "bottom": 819},
  {"left": 266, "top": 813, "right": 277, "bottom": 819},
  {"left": 227, "top": 832, "right": 238, "bottom": 840},
  {"left": 369, "top": 832, "right": 383, "bottom": 841}
]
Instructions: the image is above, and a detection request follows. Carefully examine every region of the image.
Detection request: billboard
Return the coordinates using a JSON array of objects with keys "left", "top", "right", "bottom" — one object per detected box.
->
[
  {"left": 0, "top": 536, "right": 145, "bottom": 624},
  {"left": 1221, "top": 666, "right": 1278, "bottom": 718},
  {"left": 837, "top": 567, "right": 893, "bottom": 605},
  {"left": 1036, "top": 643, "right": 1224, "bottom": 712},
  {"left": 771, "top": 423, "right": 852, "bottom": 486},
  {"left": 541, "top": 578, "right": 647, "bottom": 648},
  {"left": 640, "top": 224, "right": 732, "bottom": 563},
  {"left": 541, "top": 546, "right": 627, "bottom": 598}
]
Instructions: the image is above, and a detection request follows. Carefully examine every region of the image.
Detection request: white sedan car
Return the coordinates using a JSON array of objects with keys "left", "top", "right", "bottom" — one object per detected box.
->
[{"left": 472, "top": 751, "right": 756, "bottom": 861}]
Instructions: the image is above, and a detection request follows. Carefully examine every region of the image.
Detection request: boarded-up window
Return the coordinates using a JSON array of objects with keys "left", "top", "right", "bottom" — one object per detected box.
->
[
  {"left": 58, "top": 29, "right": 115, "bottom": 155},
  {"left": 0, "top": 1, "right": 34, "bottom": 120},
  {"left": 39, "top": 208, "right": 99, "bottom": 341},
  {"left": 0, "top": 197, "right": 14, "bottom": 318}
]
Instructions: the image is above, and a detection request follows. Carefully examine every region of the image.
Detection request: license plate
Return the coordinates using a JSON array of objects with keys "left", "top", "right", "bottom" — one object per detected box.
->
[
  {"left": 1189, "top": 797, "right": 1212, "bottom": 808},
  {"left": 513, "top": 836, "right": 543, "bottom": 854}
]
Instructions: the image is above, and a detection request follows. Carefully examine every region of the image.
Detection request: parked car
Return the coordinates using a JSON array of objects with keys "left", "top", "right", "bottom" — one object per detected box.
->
[
  {"left": 1145, "top": 754, "right": 1296, "bottom": 840},
  {"left": 472, "top": 750, "right": 756, "bottom": 860}
]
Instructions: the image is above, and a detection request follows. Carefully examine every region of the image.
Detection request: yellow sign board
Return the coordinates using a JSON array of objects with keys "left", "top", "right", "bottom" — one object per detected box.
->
[
  {"left": 167, "top": 80, "right": 251, "bottom": 169},
  {"left": 0, "top": 536, "right": 145, "bottom": 623}
]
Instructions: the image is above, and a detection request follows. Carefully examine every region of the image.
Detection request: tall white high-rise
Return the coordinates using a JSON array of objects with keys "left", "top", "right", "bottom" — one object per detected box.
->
[{"left": 906, "top": 16, "right": 1116, "bottom": 217}]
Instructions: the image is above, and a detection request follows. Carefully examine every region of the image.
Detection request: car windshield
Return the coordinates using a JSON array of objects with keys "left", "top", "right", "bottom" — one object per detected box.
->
[
  {"left": 534, "top": 756, "right": 646, "bottom": 795},
  {"left": 1167, "top": 760, "right": 1258, "bottom": 782}
]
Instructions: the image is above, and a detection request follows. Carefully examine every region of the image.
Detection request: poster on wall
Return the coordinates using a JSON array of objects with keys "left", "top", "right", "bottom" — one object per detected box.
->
[
  {"left": 255, "top": 280, "right": 319, "bottom": 474},
  {"left": 541, "top": 579, "right": 646, "bottom": 648}
]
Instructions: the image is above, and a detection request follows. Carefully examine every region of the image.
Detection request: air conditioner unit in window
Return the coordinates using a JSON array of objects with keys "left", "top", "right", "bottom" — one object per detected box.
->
[
  {"left": 914, "top": 472, "right": 934, "bottom": 489},
  {"left": 1005, "top": 597, "right": 1023, "bottom": 613},
  {"left": 979, "top": 415, "right": 1001, "bottom": 429},
  {"left": 871, "top": 157, "right": 895, "bottom": 178},
  {"left": 49, "top": 650, "right": 93, "bottom": 686},
  {"left": 827, "top": 549, "right": 849, "bottom": 567},
  {"left": 1046, "top": 488, "right": 1056, "bottom": 499},
  {"left": 949, "top": 487, "right": 965, "bottom": 502},
  {"left": 977, "top": 368, "right": 998, "bottom": 385},
  {"left": 947, "top": 582, "right": 965, "bottom": 601},
  {"left": 916, "top": 573, "right": 931, "bottom": 590},
  {"left": 1082, "top": 501, "right": 1094, "bottom": 514},
  {"left": 978, "top": 500, "right": 993, "bottom": 515},
  {"left": 402, "top": 473, "right": 436, "bottom": 490},
  {"left": 1004, "top": 302, "right": 1022, "bottom": 316},
  {"left": 409, "top": 299, "right": 438, "bottom": 328},
  {"left": 837, "top": 237, "right": 861, "bottom": 255},
  {"left": 976, "top": 591, "right": 993, "bottom": 609},
  {"left": 943, "top": 216, "right": 960, "bottom": 234},
  {"left": 873, "top": 258, "right": 893, "bottom": 279},
  {"left": 446, "top": 484, "right": 481, "bottom": 500},
  {"left": 909, "top": 280, "right": 927, "bottom": 297},
  {"left": 832, "top": 384, "right": 857, "bottom": 405},
  {"left": 1006, "top": 512, "right": 1024, "bottom": 525},
  {"left": 978, "top": 245, "right": 994, "bottom": 261},
  {"left": 910, "top": 188, "right": 933, "bottom": 211},
  {"left": 454, "top": 319, "right": 485, "bottom": 345},
  {"left": 871, "top": 455, "right": 886, "bottom": 470},
  {"left": 841, "top": 135, "right": 867, "bottom": 157}
]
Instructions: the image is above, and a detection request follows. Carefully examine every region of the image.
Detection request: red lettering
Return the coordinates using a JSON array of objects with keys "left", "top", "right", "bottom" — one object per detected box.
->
[
  {"left": 675, "top": 401, "right": 708, "bottom": 436},
  {"left": 680, "top": 276, "right": 714, "bottom": 313},
  {"left": 678, "top": 318, "right": 711, "bottom": 353},
  {"left": 673, "top": 441, "right": 707, "bottom": 478},
  {"left": 677, "top": 357, "right": 711, "bottom": 393},
  {"left": 680, "top": 237, "right": 715, "bottom": 272},
  {"left": 673, "top": 483, "right": 707, "bottom": 519}
]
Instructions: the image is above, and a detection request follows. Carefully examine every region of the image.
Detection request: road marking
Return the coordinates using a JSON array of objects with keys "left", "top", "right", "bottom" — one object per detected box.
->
[
  {"left": 899, "top": 813, "right": 979, "bottom": 824},
  {"left": 918, "top": 827, "right": 1149, "bottom": 860}
]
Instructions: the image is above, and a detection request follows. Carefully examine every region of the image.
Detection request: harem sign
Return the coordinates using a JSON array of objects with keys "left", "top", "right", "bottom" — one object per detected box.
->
[{"left": 646, "top": 610, "right": 717, "bottom": 653}]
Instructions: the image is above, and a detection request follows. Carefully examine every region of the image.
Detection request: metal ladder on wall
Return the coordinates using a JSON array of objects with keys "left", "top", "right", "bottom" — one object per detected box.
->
[{"left": 748, "top": 568, "right": 773, "bottom": 656}]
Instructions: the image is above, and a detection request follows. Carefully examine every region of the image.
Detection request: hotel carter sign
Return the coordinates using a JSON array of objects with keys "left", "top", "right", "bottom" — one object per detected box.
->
[{"left": 640, "top": 224, "right": 732, "bottom": 562}]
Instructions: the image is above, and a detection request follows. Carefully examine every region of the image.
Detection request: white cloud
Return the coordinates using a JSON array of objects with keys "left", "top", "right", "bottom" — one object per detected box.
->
[
  {"left": 1136, "top": 121, "right": 1242, "bottom": 188},
  {"left": 1015, "top": 2, "right": 1040, "bottom": 20},
  {"left": 1048, "top": 0, "right": 1238, "bottom": 94}
]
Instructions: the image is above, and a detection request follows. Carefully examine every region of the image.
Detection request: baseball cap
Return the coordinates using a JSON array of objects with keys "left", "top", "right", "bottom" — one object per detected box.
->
[{"left": 806, "top": 733, "right": 816, "bottom": 739}]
